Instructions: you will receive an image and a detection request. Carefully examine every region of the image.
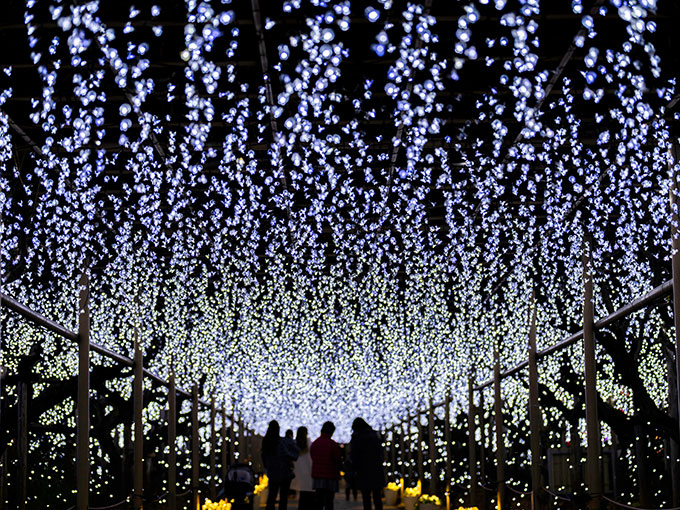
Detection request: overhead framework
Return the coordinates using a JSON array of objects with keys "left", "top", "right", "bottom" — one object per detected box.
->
[{"left": 1, "top": 0, "right": 679, "bottom": 442}]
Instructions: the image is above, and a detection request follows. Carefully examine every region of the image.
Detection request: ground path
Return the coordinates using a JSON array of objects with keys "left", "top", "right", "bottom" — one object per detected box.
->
[{"left": 273, "top": 490, "right": 401, "bottom": 510}]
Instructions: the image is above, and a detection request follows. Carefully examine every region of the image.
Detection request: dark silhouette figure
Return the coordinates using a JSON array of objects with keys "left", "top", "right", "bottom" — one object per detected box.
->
[
  {"left": 343, "top": 450, "right": 358, "bottom": 501},
  {"left": 350, "top": 418, "right": 386, "bottom": 510},
  {"left": 261, "top": 420, "right": 299, "bottom": 510},
  {"left": 310, "top": 421, "right": 342, "bottom": 510}
]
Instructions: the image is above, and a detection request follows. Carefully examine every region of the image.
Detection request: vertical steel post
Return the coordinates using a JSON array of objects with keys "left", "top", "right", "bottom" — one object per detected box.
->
[
  {"left": 210, "top": 399, "right": 217, "bottom": 501},
  {"left": 669, "top": 144, "right": 680, "bottom": 506},
  {"left": 468, "top": 376, "right": 477, "bottom": 507},
  {"left": 247, "top": 426, "right": 252, "bottom": 461},
  {"left": 528, "top": 296, "right": 543, "bottom": 510},
  {"left": 399, "top": 421, "right": 407, "bottom": 481},
  {"left": 493, "top": 348, "right": 505, "bottom": 510},
  {"left": 428, "top": 399, "right": 437, "bottom": 494},
  {"left": 168, "top": 371, "right": 177, "bottom": 510},
  {"left": 133, "top": 329, "right": 144, "bottom": 510},
  {"left": 0, "top": 366, "right": 2, "bottom": 450},
  {"left": 444, "top": 392, "right": 452, "bottom": 487},
  {"left": 582, "top": 236, "right": 601, "bottom": 509},
  {"left": 192, "top": 385, "right": 200, "bottom": 510},
  {"left": 384, "top": 428, "right": 390, "bottom": 478},
  {"left": 390, "top": 427, "right": 397, "bottom": 481},
  {"left": 242, "top": 414, "right": 246, "bottom": 462},
  {"left": 17, "top": 377, "right": 28, "bottom": 510},
  {"left": 417, "top": 411, "right": 425, "bottom": 485},
  {"left": 479, "top": 390, "right": 486, "bottom": 489},
  {"left": 0, "top": 364, "right": 6, "bottom": 508},
  {"left": 0, "top": 362, "right": 4, "bottom": 507},
  {"left": 221, "top": 408, "right": 228, "bottom": 480},
  {"left": 406, "top": 415, "right": 414, "bottom": 483},
  {"left": 229, "top": 414, "right": 236, "bottom": 465},
  {"left": 666, "top": 351, "right": 680, "bottom": 506},
  {"left": 76, "top": 270, "right": 90, "bottom": 510}
]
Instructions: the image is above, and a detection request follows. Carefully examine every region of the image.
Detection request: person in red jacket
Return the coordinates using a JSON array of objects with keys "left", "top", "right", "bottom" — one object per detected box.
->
[{"left": 310, "top": 421, "right": 342, "bottom": 510}]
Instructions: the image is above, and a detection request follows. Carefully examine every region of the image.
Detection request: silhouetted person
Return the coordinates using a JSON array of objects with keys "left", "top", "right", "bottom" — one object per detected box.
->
[
  {"left": 350, "top": 418, "right": 386, "bottom": 510},
  {"left": 261, "top": 420, "right": 299, "bottom": 510},
  {"left": 292, "top": 426, "right": 315, "bottom": 510},
  {"left": 310, "top": 421, "right": 342, "bottom": 510},
  {"left": 283, "top": 429, "right": 298, "bottom": 480},
  {"left": 343, "top": 448, "right": 358, "bottom": 501}
]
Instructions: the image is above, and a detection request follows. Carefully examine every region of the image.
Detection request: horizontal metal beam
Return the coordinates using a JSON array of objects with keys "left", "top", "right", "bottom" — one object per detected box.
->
[
  {"left": 2, "top": 292, "right": 219, "bottom": 410},
  {"left": 474, "top": 278, "right": 673, "bottom": 391},
  {"left": 1, "top": 293, "right": 76, "bottom": 341}
]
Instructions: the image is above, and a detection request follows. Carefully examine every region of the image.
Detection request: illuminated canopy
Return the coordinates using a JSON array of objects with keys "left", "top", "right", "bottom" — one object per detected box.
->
[{"left": 1, "top": 0, "right": 677, "bottom": 440}]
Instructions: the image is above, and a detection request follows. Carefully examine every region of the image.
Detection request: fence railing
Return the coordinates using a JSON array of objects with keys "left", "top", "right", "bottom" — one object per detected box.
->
[
  {"left": 383, "top": 269, "right": 680, "bottom": 509},
  {"left": 0, "top": 273, "right": 256, "bottom": 510},
  {"left": 383, "top": 187, "right": 680, "bottom": 510}
]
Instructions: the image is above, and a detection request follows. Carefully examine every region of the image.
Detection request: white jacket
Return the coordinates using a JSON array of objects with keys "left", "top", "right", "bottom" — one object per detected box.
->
[{"left": 291, "top": 440, "right": 313, "bottom": 492}]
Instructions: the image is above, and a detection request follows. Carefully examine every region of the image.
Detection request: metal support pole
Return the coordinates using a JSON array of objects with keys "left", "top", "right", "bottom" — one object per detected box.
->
[
  {"left": 247, "top": 427, "right": 252, "bottom": 461},
  {"left": 406, "top": 415, "right": 414, "bottom": 484},
  {"left": 0, "top": 365, "right": 6, "bottom": 508},
  {"left": 479, "top": 390, "right": 486, "bottom": 490},
  {"left": 221, "top": 408, "right": 228, "bottom": 479},
  {"left": 192, "top": 385, "right": 200, "bottom": 510},
  {"left": 528, "top": 297, "right": 543, "bottom": 510},
  {"left": 133, "top": 329, "right": 144, "bottom": 510},
  {"left": 669, "top": 144, "right": 680, "bottom": 506},
  {"left": 76, "top": 270, "right": 90, "bottom": 510},
  {"left": 428, "top": 399, "right": 437, "bottom": 494},
  {"left": 210, "top": 399, "right": 217, "bottom": 501},
  {"left": 493, "top": 348, "right": 505, "bottom": 510},
  {"left": 0, "top": 366, "right": 5, "bottom": 505},
  {"left": 238, "top": 416, "right": 245, "bottom": 461},
  {"left": 17, "top": 377, "right": 28, "bottom": 510},
  {"left": 582, "top": 237, "right": 602, "bottom": 509},
  {"left": 444, "top": 392, "right": 452, "bottom": 487},
  {"left": 666, "top": 350, "right": 680, "bottom": 507},
  {"left": 168, "top": 371, "right": 177, "bottom": 510},
  {"left": 399, "top": 421, "right": 407, "bottom": 481},
  {"left": 391, "top": 427, "right": 397, "bottom": 481},
  {"left": 468, "top": 376, "right": 477, "bottom": 507},
  {"left": 229, "top": 414, "right": 236, "bottom": 465},
  {"left": 417, "top": 412, "right": 425, "bottom": 485}
]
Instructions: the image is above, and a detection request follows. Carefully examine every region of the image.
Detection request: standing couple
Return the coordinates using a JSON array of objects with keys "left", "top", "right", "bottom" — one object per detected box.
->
[{"left": 261, "top": 418, "right": 385, "bottom": 510}]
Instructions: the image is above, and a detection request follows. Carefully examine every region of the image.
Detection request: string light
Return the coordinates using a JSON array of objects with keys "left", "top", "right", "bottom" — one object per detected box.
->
[{"left": 1, "top": 0, "right": 676, "bottom": 506}]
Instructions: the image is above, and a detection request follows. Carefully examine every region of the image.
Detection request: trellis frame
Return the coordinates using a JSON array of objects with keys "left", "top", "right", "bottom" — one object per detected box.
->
[
  {"left": 0, "top": 281, "right": 255, "bottom": 509},
  {"left": 388, "top": 269, "right": 679, "bottom": 509}
]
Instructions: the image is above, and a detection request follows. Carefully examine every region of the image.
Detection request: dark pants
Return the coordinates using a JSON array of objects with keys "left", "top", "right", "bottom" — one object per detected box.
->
[
  {"left": 267, "top": 478, "right": 291, "bottom": 510},
  {"left": 315, "top": 488, "right": 335, "bottom": 510},
  {"left": 345, "top": 485, "right": 358, "bottom": 501},
  {"left": 298, "top": 491, "right": 316, "bottom": 510},
  {"left": 361, "top": 488, "right": 383, "bottom": 510}
]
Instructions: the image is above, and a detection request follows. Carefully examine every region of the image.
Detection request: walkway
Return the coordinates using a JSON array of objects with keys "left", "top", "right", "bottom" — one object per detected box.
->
[{"left": 275, "top": 491, "right": 399, "bottom": 510}]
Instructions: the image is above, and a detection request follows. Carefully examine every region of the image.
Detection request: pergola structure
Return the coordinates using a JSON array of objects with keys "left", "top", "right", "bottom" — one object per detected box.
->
[{"left": 2, "top": 0, "right": 680, "bottom": 508}]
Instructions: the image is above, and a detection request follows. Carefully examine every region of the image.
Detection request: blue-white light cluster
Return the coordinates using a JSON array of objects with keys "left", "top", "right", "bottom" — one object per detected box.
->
[{"left": 0, "top": 0, "right": 675, "bottom": 446}]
